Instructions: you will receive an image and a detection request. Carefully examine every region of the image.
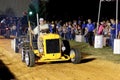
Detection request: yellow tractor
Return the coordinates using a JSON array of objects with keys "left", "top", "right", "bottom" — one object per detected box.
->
[
  {"left": 20, "top": 20, "right": 81, "bottom": 67},
  {"left": 21, "top": 32, "right": 82, "bottom": 67}
]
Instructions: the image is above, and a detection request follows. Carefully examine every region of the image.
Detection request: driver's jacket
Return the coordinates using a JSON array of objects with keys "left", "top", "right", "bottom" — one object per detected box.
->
[{"left": 33, "top": 24, "right": 49, "bottom": 35}]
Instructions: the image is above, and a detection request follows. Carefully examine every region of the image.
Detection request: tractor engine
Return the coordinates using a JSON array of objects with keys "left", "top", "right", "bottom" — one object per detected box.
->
[{"left": 37, "top": 33, "right": 63, "bottom": 59}]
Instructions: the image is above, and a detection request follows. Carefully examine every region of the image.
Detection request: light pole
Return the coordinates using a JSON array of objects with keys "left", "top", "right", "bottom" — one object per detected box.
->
[
  {"left": 97, "top": 0, "right": 102, "bottom": 32},
  {"left": 116, "top": 0, "right": 118, "bottom": 39}
]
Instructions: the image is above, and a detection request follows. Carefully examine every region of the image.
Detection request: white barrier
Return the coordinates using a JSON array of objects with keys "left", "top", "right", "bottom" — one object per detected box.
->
[
  {"left": 75, "top": 35, "right": 84, "bottom": 42},
  {"left": 11, "top": 40, "right": 14, "bottom": 49},
  {"left": 113, "top": 39, "right": 120, "bottom": 54},
  {"left": 94, "top": 35, "right": 103, "bottom": 48}
]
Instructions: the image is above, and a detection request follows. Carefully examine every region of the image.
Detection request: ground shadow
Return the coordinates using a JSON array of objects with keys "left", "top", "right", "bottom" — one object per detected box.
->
[
  {"left": 35, "top": 60, "right": 70, "bottom": 66},
  {"left": 36, "top": 58, "right": 96, "bottom": 65},
  {"left": 35, "top": 53, "right": 95, "bottom": 66},
  {"left": 0, "top": 60, "right": 16, "bottom": 80},
  {"left": 80, "top": 52, "right": 96, "bottom": 63},
  {"left": 81, "top": 58, "right": 96, "bottom": 63},
  {"left": 35, "top": 52, "right": 95, "bottom": 66}
]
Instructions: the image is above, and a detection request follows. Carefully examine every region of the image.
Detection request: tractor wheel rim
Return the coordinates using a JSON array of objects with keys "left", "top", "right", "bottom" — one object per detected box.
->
[
  {"left": 25, "top": 53, "right": 29, "bottom": 65},
  {"left": 70, "top": 50, "right": 75, "bottom": 62},
  {"left": 21, "top": 48, "right": 24, "bottom": 61}
]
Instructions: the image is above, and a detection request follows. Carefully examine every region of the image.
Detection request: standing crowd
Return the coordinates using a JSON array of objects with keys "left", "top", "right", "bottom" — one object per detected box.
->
[
  {"left": 48, "top": 18, "right": 120, "bottom": 50},
  {"left": 0, "top": 15, "right": 28, "bottom": 38}
]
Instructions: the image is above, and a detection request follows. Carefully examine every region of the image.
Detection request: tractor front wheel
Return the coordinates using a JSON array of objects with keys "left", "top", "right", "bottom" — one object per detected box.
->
[{"left": 70, "top": 48, "right": 81, "bottom": 64}]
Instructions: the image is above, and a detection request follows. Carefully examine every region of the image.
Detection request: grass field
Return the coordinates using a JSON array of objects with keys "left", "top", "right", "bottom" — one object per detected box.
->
[{"left": 69, "top": 40, "right": 120, "bottom": 63}]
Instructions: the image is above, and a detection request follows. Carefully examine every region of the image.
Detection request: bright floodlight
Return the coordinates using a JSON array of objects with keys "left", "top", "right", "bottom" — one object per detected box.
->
[{"left": 29, "top": 11, "right": 33, "bottom": 15}]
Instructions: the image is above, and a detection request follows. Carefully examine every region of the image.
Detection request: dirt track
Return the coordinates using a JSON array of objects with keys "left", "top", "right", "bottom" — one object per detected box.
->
[{"left": 0, "top": 39, "right": 120, "bottom": 80}]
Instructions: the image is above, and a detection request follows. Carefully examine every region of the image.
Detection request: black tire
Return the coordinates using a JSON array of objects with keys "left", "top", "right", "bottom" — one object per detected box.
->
[
  {"left": 20, "top": 48, "right": 25, "bottom": 62},
  {"left": 70, "top": 48, "right": 81, "bottom": 64},
  {"left": 13, "top": 38, "right": 19, "bottom": 53},
  {"left": 25, "top": 50, "right": 35, "bottom": 67},
  {"left": 62, "top": 40, "right": 70, "bottom": 55}
]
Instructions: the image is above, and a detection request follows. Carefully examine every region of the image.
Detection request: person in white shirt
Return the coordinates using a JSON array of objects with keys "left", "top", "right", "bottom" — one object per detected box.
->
[
  {"left": 32, "top": 18, "right": 49, "bottom": 35},
  {"left": 30, "top": 18, "right": 49, "bottom": 51}
]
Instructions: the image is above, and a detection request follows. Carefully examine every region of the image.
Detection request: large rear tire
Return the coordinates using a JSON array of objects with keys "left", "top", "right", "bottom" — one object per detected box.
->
[
  {"left": 70, "top": 48, "right": 81, "bottom": 64},
  {"left": 25, "top": 50, "right": 35, "bottom": 67}
]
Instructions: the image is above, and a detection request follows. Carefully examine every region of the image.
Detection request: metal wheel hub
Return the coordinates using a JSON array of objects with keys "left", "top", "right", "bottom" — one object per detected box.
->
[
  {"left": 21, "top": 48, "right": 25, "bottom": 60},
  {"left": 25, "top": 53, "right": 29, "bottom": 65},
  {"left": 70, "top": 50, "right": 75, "bottom": 62}
]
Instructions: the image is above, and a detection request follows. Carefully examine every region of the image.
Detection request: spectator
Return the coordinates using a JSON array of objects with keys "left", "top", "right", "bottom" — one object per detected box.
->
[
  {"left": 57, "top": 25, "right": 63, "bottom": 37},
  {"left": 66, "top": 22, "right": 72, "bottom": 40},
  {"left": 71, "top": 25, "right": 76, "bottom": 40},
  {"left": 110, "top": 19, "right": 116, "bottom": 50},
  {"left": 103, "top": 21, "right": 111, "bottom": 46},
  {"left": 11, "top": 23, "right": 16, "bottom": 36},
  {"left": 81, "top": 21, "right": 86, "bottom": 35},
  {"left": 5, "top": 24, "right": 11, "bottom": 38},
  {"left": 97, "top": 21, "right": 105, "bottom": 35},
  {"left": 85, "top": 19, "right": 95, "bottom": 46},
  {"left": 117, "top": 20, "right": 120, "bottom": 39},
  {"left": 62, "top": 24, "right": 67, "bottom": 39},
  {"left": 51, "top": 21, "right": 56, "bottom": 33},
  {"left": 0, "top": 18, "right": 6, "bottom": 35}
]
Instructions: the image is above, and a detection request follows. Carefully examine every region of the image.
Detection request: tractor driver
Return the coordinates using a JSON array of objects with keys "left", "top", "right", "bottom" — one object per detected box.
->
[
  {"left": 32, "top": 18, "right": 49, "bottom": 35},
  {"left": 30, "top": 18, "right": 49, "bottom": 51}
]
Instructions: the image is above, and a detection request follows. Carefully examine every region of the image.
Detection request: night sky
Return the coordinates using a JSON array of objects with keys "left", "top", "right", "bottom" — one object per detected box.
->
[
  {"left": 0, "top": 0, "right": 119, "bottom": 22},
  {"left": 47, "top": 0, "right": 120, "bottom": 21}
]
